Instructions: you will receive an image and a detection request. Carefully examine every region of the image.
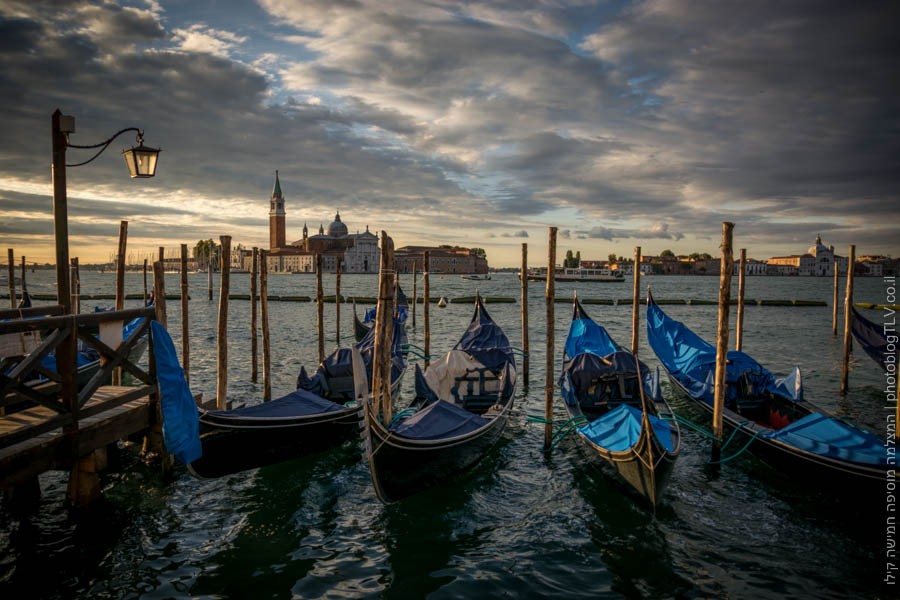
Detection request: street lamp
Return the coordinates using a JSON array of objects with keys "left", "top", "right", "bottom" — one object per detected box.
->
[{"left": 51, "top": 108, "right": 161, "bottom": 313}]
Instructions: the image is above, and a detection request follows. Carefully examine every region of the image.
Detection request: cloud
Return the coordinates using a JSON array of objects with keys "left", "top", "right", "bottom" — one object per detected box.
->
[
  {"left": 577, "top": 223, "right": 684, "bottom": 241},
  {"left": 500, "top": 230, "right": 529, "bottom": 238},
  {"left": 172, "top": 24, "right": 247, "bottom": 58}
]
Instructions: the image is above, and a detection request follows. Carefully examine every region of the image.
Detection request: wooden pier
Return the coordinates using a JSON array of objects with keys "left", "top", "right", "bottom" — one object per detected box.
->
[{"left": 0, "top": 303, "right": 161, "bottom": 505}]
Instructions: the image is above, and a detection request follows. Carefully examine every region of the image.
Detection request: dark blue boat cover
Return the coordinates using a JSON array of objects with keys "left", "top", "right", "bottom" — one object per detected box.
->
[
  {"left": 151, "top": 321, "right": 202, "bottom": 464},
  {"left": 389, "top": 397, "right": 488, "bottom": 440},
  {"left": 852, "top": 307, "right": 890, "bottom": 370},
  {"left": 204, "top": 388, "right": 346, "bottom": 419},
  {"left": 298, "top": 314, "right": 407, "bottom": 397},
  {"left": 646, "top": 300, "right": 802, "bottom": 405},
  {"left": 761, "top": 413, "right": 887, "bottom": 465},
  {"left": 454, "top": 297, "right": 515, "bottom": 373},
  {"left": 561, "top": 351, "right": 659, "bottom": 405},
  {"left": 564, "top": 301, "right": 619, "bottom": 359},
  {"left": 579, "top": 404, "right": 675, "bottom": 452}
]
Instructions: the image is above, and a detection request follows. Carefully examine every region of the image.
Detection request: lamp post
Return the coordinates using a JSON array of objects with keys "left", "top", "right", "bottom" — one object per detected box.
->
[
  {"left": 50, "top": 109, "right": 160, "bottom": 433},
  {"left": 51, "top": 109, "right": 160, "bottom": 313}
]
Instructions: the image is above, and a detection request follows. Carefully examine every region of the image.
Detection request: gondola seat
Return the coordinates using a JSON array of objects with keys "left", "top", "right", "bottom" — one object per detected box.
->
[{"left": 452, "top": 367, "right": 501, "bottom": 414}]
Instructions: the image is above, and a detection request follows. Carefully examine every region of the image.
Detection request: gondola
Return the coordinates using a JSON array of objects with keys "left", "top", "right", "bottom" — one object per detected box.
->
[
  {"left": 354, "top": 286, "right": 409, "bottom": 342},
  {"left": 851, "top": 306, "right": 890, "bottom": 370},
  {"left": 646, "top": 293, "right": 887, "bottom": 496},
  {"left": 360, "top": 294, "right": 516, "bottom": 503},
  {"left": 559, "top": 297, "right": 680, "bottom": 507},
  {"left": 153, "top": 313, "right": 408, "bottom": 479}
]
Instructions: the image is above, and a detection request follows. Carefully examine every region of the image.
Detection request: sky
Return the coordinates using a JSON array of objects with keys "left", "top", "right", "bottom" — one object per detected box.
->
[{"left": 0, "top": 0, "right": 897, "bottom": 267}]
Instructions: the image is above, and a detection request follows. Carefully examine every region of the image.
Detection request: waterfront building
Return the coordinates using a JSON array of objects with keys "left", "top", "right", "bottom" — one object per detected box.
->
[{"left": 394, "top": 246, "right": 488, "bottom": 274}]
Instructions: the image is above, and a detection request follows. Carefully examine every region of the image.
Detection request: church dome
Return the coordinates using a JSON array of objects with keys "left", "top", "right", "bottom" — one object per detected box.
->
[
  {"left": 327, "top": 211, "right": 348, "bottom": 237},
  {"left": 808, "top": 234, "right": 829, "bottom": 256}
]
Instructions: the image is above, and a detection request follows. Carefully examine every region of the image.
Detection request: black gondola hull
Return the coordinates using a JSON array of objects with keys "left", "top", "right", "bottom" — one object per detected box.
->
[
  {"left": 362, "top": 406, "right": 510, "bottom": 503},
  {"left": 188, "top": 409, "right": 358, "bottom": 479},
  {"left": 665, "top": 373, "right": 884, "bottom": 498}
]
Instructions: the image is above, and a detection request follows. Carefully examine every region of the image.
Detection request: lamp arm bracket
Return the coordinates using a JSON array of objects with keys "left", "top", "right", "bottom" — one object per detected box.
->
[{"left": 66, "top": 127, "right": 144, "bottom": 168}]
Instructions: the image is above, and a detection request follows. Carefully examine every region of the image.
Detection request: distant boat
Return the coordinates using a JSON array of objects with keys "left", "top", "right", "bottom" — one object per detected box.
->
[
  {"left": 461, "top": 274, "right": 491, "bottom": 281},
  {"left": 521, "top": 267, "right": 625, "bottom": 282}
]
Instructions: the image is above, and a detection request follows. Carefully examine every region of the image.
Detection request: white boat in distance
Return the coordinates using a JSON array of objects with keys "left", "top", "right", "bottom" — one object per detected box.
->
[
  {"left": 521, "top": 267, "right": 625, "bottom": 282},
  {"left": 461, "top": 274, "right": 492, "bottom": 281}
]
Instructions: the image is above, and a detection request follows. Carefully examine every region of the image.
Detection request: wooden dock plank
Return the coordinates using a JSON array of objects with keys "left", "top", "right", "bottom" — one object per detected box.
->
[{"left": 0, "top": 386, "right": 154, "bottom": 488}]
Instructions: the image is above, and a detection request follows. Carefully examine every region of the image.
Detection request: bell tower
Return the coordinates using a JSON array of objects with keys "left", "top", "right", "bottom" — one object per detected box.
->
[{"left": 269, "top": 170, "right": 286, "bottom": 249}]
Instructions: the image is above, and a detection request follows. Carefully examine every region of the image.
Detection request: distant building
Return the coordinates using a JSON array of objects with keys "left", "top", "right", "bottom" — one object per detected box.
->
[
  {"left": 395, "top": 246, "right": 488, "bottom": 274},
  {"left": 263, "top": 171, "right": 379, "bottom": 273},
  {"left": 766, "top": 235, "right": 847, "bottom": 276}
]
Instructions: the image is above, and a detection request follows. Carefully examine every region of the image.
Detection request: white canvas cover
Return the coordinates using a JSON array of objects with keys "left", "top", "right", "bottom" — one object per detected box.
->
[{"left": 424, "top": 350, "right": 505, "bottom": 403}]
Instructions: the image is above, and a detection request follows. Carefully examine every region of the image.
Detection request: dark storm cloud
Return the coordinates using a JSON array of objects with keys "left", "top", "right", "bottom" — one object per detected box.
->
[{"left": 0, "top": 0, "right": 897, "bottom": 262}]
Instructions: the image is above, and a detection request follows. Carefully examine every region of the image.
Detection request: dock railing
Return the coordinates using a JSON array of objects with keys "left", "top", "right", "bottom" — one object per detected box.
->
[{"left": 0, "top": 305, "right": 157, "bottom": 450}]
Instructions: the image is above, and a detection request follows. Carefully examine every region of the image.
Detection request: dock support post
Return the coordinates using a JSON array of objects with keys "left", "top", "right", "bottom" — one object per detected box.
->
[
  {"left": 736, "top": 248, "right": 746, "bottom": 352},
  {"left": 544, "top": 227, "right": 557, "bottom": 451},
  {"left": 712, "top": 222, "right": 735, "bottom": 461},
  {"left": 66, "top": 450, "right": 102, "bottom": 508},
  {"left": 260, "top": 250, "right": 271, "bottom": 401},
  {"left": 412, "top": 259, "right": 418, "bottom": 330},
  {"left": 840, "top": 245, "right": 856, "bottom": 395},
  {"left": 521, "top": 243, "right": 529, "bottom": 383},
  {"left": 250, "top": 247, "right": 258, "bottom": 383},
  {"left": 146, "top": 261, "right": 171, "bottom": 474},
  {"left": 423, "top": 251, "right": 431, "bottom": 369},
  {"left": 216, "top": 235, "right": 231, "bottom": 410},
  {"left": 180, "top": 243, "right": 190, "bottom": 385}
]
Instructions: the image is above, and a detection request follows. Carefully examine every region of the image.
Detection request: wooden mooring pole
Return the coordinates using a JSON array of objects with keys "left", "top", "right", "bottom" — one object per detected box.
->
[
  {"left": 207, "top": 255, "right": 213, "bottom": 301},
  {"left": 336, "top": 257, "right": 342, "bottom": 344},
  {"left": 316, "top": 253, "right": 324, "bottom": 363},
  {"left": 158, "top": 246, "right": 164, "bottom": 271},
  {"left": 260, "top": 249, "right": 271, "bottom": 401},
  {"left": 412, "top": 259, "right": 418, "bottom": 330},
  {"left": 250, "top": 247, "right": 258, "bottom": 383},
  {"left": 180, "top": 243, "right": 190, "bottom": 385},
  {"left": 736, "top": 248, "right": 746, "bottom": 352},
  {"left": 372, "top": 232, "right": 395, "bottom": 422},
  {"left": 712, "top": 222, "right": 735, "bottom": 461},
  {"left": 216, "top": 235, "right": 231, "bottom": 410},
  {"left": 113, "top": 221, "right": 128, "bottom": 386},
  {"left": 20, "top": 255, "right": 27, "bottom": 297},
  {"left": 423, "top": 251, "right": 431, "bottom": 369},
  {"left": 521, "top": 243, "right": 529, "bottom": 382},
  {"left": 149, "top": 260, "right": 172, "bottom": 475},
  {"left": 142, "top": 259, "right": 148, "bottom": 305},
  {"left": 6, "top": 248, "right": 14, "bottom": 308},
  {"left": 631, "top": 246, "right": 641, "bottom": 355},
  {"left": 70, "top": 257, "right": 80, "bottom": 314},
  {"left": 832, "top": 262, "right": 840, "bottom": 336},
  {"left": 840, "top": 245, "right": 856, "bottom": 395},
  {"left": 544, "top": 227, "right": 557, "bottom": 450},
  {"left": 153, "top": 261, "right": 168, "bottom": 328}
]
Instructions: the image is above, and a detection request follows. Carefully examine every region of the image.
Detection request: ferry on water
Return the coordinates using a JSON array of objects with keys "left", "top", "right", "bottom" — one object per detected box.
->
[{"left": 520, "top": 266, "right": 625, "bottom": 282}]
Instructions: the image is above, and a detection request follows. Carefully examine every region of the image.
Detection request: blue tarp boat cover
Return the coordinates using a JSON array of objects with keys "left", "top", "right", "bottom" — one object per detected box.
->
[
  {"left": 579, "top": 404, "right": 675, "bottom": 452},
  {"left": 561, "top": 351, "right": 660, "bottom": 405},
  {"left": 389, "top": 398, "right": 488, "bottom": 440},
  {"left": 151, "top": 321, "right": 202, "bottom": 464},
  {"left": 454, "top": 297, "right": 515, "bottom": 373},
  {"left": 761, "top": 413, "right": 887, "bottom": 465},
  {"left": 564, "top": 301, "right": 619, "bottom": 359},
  {"left": 852, "top": 307, "right": 890, "bottom": 370},
  {"left": 205, "top": 388, "right": 346, "bottom": 420},
  {"left": 646, "top": 300, "right": 802, "bottom": 404}
]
